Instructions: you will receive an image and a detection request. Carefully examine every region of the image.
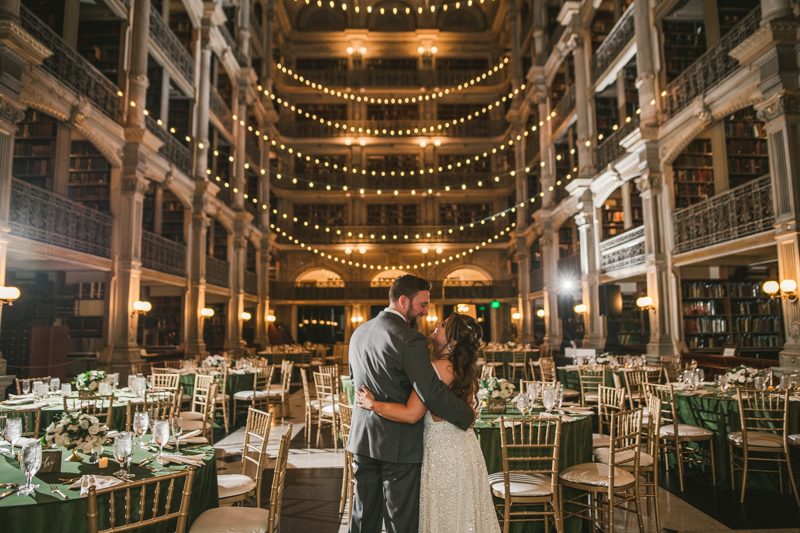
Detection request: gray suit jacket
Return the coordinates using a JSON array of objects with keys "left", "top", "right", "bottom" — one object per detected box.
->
[{"left": 346, "top": 310, "right": 474, "bottom": 463}]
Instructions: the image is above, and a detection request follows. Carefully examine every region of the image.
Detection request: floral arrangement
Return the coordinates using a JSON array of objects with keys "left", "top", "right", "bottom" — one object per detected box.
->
[
  {"left": 726, "top": 365, "right": 759, "bottom": 385},
  {"left": 478, "top": 377, "right": 515, "bottom": 401},
  {"left": 42, "top": 412, "right": 108, "bottom": 454},
  {"left": 74, "top": 370, "right": 107, "bottom": 391},
  {"left": 595, "top": 354, "right": 614, "bottom": 365},
  {"left": 203, "top": 355, "right": 226, "bottom": 368}
]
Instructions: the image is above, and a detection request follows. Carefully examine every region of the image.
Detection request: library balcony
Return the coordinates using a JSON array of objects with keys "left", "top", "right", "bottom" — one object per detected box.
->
[
  {"left": 20, "top": 6, "right": 120, "bottom": 120},
  {"left": 589, "top": 5, "right": 636, "bottom": 86},
  {"left": 206, "top": 256, "right": 230, "bottom": 288},
  {"left": 145, "top": 116, "right": 193, "bottom": 176},
  {"left": 551, "top": 85, "right": 576, "bottom": 134},
  {"left": 282, "top": 224, "right": 503, "bottom": 244},
  {"left": 276, "top": 119, "right": 510, "bottom": 139},
  {"left": 599, "top": 225, "right": 646, "bottom": 274},
  {"left": 210, "top": 88, "right": 234, "bottom": 135},
  {"left": 442, "top": 280, "right": 517, "bottom": 299},
  {"left": 673, "top": 174, "right": 774, "bottom": 255},
  {"left": 141, "top": 230, "right": 187, "bottom": 277},
  {"left": 274, "top": 68, "right": 507, "bottom": 90},
  {"left": 594, "top": 115, "right": 640, "bottom": 170},
  {"left": 557, "top": 253, "right": 581, "bottom": 279},
  {"left": 662, "top": 6, "right": 761, "bottom": 119},
  {"left": 244, "top": 271, "right": 258, "bottom": 295},
  {"left": 148, "top": 7, "right": 195, "bottom": 88},
  {"left": 8, "top": 178, "right": 113, "bottom": 259}
]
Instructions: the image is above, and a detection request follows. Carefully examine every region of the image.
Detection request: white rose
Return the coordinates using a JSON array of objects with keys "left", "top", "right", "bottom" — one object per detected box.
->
[
  {"left": 54, "top": 434, "right": 67, "bottom": 447},
  {"left": 67, "top": 425, "right": 79, "bottom": 433},
  {"left": 80, "top": 419, "right": 90, "bottom": 429},
  {"left": 88, "top": 425, "right": 99, "bottom": 435},
  {"left": 89, "top": 382, "right": 97, "bottom": 390},
  {"left": 492, "top": 390, "right": 500, "bottom": 398}
]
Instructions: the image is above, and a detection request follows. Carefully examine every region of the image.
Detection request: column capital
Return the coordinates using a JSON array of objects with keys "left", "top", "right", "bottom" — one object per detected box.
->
[
  {"left": 635, "top": 172, "right": 662, "bottom": 193},
  {"left": 756, "top": 91, "right": 800, "bottom": 123},
  {"left": 121, "top": 175, "right": 149, "bottom": 196}
]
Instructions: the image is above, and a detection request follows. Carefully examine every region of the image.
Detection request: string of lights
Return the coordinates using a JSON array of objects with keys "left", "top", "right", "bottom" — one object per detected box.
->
[
  {"left": 262, "top": 85, "right": 525, "bottom": 136},
  {"left": 291, "top": 0, "right": 496, "bottom": 15},
  {"left": 272, "top": 58, "right": 511, "bottom": 103}
]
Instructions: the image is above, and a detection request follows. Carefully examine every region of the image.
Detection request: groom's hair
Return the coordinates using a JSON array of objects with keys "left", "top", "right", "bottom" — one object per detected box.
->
[{"left": 389, "top": 274, "right": 431, "bottom": 303}]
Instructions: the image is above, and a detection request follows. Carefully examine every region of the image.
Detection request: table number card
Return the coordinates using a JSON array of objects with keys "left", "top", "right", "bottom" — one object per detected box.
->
[{"left": 40, "top": 449, "right": 62, "bottom": 473}]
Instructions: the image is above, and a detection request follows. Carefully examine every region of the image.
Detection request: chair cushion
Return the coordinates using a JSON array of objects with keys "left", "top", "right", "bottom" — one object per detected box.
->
[
  {"left": 320, "top": 404, "right": 340, "bottom": 415},
  {"left": 562, "top": 388, "right": 580, "bottom": 398},
  {"left": 181, "top": 411, "right": 204, "bottom": 421},
  {"left": 216, "top": 393, "right": 229, "bottom": 401},
  {"left": 217, "top": 474, "right": 257, "bottom": 500},
  {"left": 728, "top": 431, "right": 784, "bottom": 448},
  {"left": 488, "top": 472, "right": 553, "bottom": 497},
  {"left": 234, "top": 390, "right": 268, "bottom": 400},
  {"left": 592, "top": 433, "right": 611, "bottom": 448},
  {"left": 183, "top": 419, "right": 206, "bottom": 432},
  {"left": 189, "top": 507, "right": 271, "bottom": 533},
  {"left": 584, "top": 393, "right": 598, "bottom": 402},
  {"left": 659, "top": 424, "right": 713, "bottom": 438},
  {"left": 559, "top": 463, "right": 635, "bottom": 488},
  {"left": 594, "top": 447, "right": 654, "bottom": 467},
  {"left": 181, "top": 394, "right": 192, "bottom": 403},
  {"left": 790, "top": 434, "right": 800, "bottom": 447}
]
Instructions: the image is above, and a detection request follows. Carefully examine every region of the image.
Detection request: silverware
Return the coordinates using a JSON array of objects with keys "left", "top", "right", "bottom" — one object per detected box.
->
[
  {"left": 49, "top": 483, "right": 69, "bottom": 500},
  {"left": 0, "top": 488, "right": 20, "bottom": 500},
  {"left": 137, "top": 458, "right": 151, "bottom": 467},
  {"left": 114, "top": 474, "right": 133, "bottom": 484},
  {"left": 0, "top": 483, "right": 18, "bottom": 489}
]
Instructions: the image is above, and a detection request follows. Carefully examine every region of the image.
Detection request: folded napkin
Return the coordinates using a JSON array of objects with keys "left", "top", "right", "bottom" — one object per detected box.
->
[
  {"left": 156, "top": 454, "right": 206, "bottom": 467},
  {"left": 167, "top": 430, "right": 206, "bottom": 445},
  {"left": 562, "top": 365, "right": 579, "bottom": 370},
  {"left": 5, "top": 401, "right": 48, "bottom": 410},
  {"left": 491, "top": 417, "right": 522, "bottom": 427},
  {"left": 8, "top": 393, "right": 34, "bottom": 400},
  {"left": 69, "top": 475, "right": 124, "bottom": 497},
  {"left": 1, "top": 398, "right": 34, "bottom": 406},
  {"left": 229, "top": 369, "right": 247, "bottom": 375},
  {"left": 790, "top": 395, "right": 800, "bottom": 402}
]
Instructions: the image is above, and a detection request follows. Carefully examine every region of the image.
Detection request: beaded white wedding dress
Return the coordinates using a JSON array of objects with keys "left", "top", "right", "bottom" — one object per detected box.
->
[{"left": 418, "top": 373, "right": 500, "bottom": 532}]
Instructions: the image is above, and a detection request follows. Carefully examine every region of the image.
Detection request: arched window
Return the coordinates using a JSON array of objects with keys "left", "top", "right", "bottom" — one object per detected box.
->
[
  {"left": 370, "top": 270, "right": 411, "bottom": 287},
  {"left": 444, "top": 267, "right": 491, "bottom": 286},
  {"left": 296, "top": 268, "right": 345, "bottom": 287},
  {"left": 367, "top": 1, "right": 416, "bottom": 31},
  {"left": 297, "top": 7, "right": 347, "bottom": 31},
  {"left": 437, "top": 8, "right": 485, "bottom": 32}
]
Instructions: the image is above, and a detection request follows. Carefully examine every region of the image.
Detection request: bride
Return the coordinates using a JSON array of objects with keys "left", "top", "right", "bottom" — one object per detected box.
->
[{"left": 356, "top": 312, "right": 500, "bottom": 533}]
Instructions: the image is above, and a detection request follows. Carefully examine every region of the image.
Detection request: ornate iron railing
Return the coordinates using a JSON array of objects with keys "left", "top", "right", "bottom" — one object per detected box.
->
[
  {"left": 210, "top": 88, "right": 233, "bottom": 132},
  {"left": 141, "top": 230, "right": 186, "bottom": 276},
  {"left": 599, "top": 225, "right": 645, "bottom": 273},
  {"left": 594, "top": 115, "right": 640, "bottom": 170},
  {"left": 271, "top": 282, "right": 345, "bottom": 300},
  {"left": 149, "top": 7, "right": 195, "bottom": 84},
  {"left": 663, "top": 6, "right": 761, "bottom": 118},
  {"left": 219, "top": 23, "right": 237, "bottom": 54},
  {"left": 551, "top": 85, "right": 575, "bottom": 132},
  {"left": 590, "top": 5, "right": 636, "bottom": 83},
  {"left": 673, "top": 175, "right": 773, "bottom": 254},
  {"left": 277, "top": 119, "right": 509, "bottom": 138},
  {"left": 206, "top": 256, "right": 230, "bottom": 287},
  {"left": 270, "top": 281, "right": 515, "bottom": 301},
  {"left": 279, "top": 224, "right": 503, "bottom": 244},
  {"left": 145, "top": 116, "right": 193, "bottom": 176},
  {"left": 244, "top": 271, "right": 258, "bottom": 294},
  {"left": 275, "top": 68, "right": 504, "bottom": 89},
  {"left": 444, "top": 280, "right": 517, "bottom": 299},
  {"left": 8, "top": 179, "right": 113, "bottom": 258},
  {"left": 20, "top": 6, "right": 119, "bottom": 118},
  {"left": 557, "top": 253, "right": 581, "bottom": 277},
  {"left": 530, "top": 268, "right": 544, "bottom": 292}
]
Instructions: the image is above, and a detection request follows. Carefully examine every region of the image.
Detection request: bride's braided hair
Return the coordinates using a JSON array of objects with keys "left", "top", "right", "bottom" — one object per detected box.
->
[{"left": 444, "top": 313, "right": 483, "bottom": 403}]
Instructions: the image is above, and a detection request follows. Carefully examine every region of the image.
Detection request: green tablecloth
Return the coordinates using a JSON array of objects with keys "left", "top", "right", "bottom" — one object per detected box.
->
[
  {"left": 0, "top": 442, "right": 218, "bottom": 533},
  {"left": 1, "top": 392, "right": 137, "bottom": 433},
  {"left": 474, "top": 404, "right": 593, "bottom": 533},
  {"left": 179, "top": 372, "right": 255, "bottom": 398},
  {"left": 341, "top": 376, "right": 354, "bottom": 405},
  {"left": 556, "top": 367, "right": 623, "bottom": 392},
  {"left": 485, "top": 350, "right": 540, "bottom": 380}
]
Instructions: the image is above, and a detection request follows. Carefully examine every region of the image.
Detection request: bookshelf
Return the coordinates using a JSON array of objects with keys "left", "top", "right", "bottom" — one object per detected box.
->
[
  {"left": 436, "top": 58, "right": 489, "bottom": 70},
  {"left": 601, "top": 199, "right": 625, "bottom": 239},
  {"left": 168, "top": 99, "right": 192, "bottom": 144},
  {"left": 662, "top": 21, "right": 706, "bottom": 83},
  {"left": 13, "top": 109, "right": 58, "bottom": 190},
  {"left": 437, "top": 104, "right": 487, "bottom": 121},
  {"left": 141, "top": 296, "right": 182, "bottom": 347},
  {"left": 681, "top": 279, "right": 783, "bottom": 357},
  {"left": 202, "top": 302, "right": 227, "bottom": 353},
  {"left": 673, "top": 139, "right": 714, "bottom": 209},
  {"left": 297, "top": 103, "right": 347, "bottom": 121},
  {"left": 76, "top": 20, "right": 122, "bottom": 85},
  {"left": 168, "top": 11, "right": 193, "bottom": 53},
  {"left": 294, "top": 155, "right": 348, "bottom": 174},
  {"left": 618, "top": 294, "right": 649, "bottom": 347},
  {"left": 294, "top": 204, "right": 347, "bottom": 226},
  {"left": 724, "top": 107, "right": 769, "bottom": 189},
  {"left": 591, "top": 9, "right": 616, "bottom": 53},
  {"left": 366, "top": 104, "right": 419, "bottom": 121},
  {"left": 210, "top": 219, "right": 228, "bottom": 260},
  {"left": 367, "top": 204, "right": 419, "bottom": 226},
  {"left": 365, "top": 58, "right": 416, "bottom": 70},
  {"left": 718, "top": 1, "right": 759, "bottom": 36},
  {"left": 439, "top": 203, "right": 492, "bottom": 226},
  {"left": 295, "top": 58, "right": 348, "bottom": 70},
  {"left": 438, "top": 153, "right": 491, "bottom": 172},
  {"left": 69, "top": 141, "right": 111, "bottom": 212},
  {"left": 162, "top": 197, "right": 185, "bottom": 243},
  {"left": 623, "top": 65, "right": 639, "bottom": 118},
  {"left": 595, "top": 96, "right": 618, "bottom": 139},
  {"left": 366, "top": 154, "right": 419, "bottom": 173}
]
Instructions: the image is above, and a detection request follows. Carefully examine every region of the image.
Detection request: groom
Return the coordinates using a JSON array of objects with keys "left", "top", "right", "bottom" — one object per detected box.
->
[{"left": 347, "top": 274, "right": 475, "bottom": 533}]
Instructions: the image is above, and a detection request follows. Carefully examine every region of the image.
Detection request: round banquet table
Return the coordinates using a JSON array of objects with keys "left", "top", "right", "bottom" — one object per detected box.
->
[
  {"left": 0, "top": 441, "right": 218, "bottom": 533},
  {"left": 1, "top": 390, "right": 141, "bottom": 432},
  {"left": 473, "top": 404, "right": 593, "bottom": 533},
  {"left": 341, "top": 376, "right": 354, "bottom": 405},
  {"left": 483, "top": 350, "right": 540, "bottom": 379},
  {"left": 178, "top": 371, "right": 255, "bottom": 399},
  {"left": 556, "top": 366, "right": 634, "bottom": 392}
]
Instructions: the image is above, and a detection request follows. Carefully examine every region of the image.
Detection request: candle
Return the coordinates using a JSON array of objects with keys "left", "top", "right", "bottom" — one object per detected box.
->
[{"left": 98, "top": 457, "right": 108, "bottom": 468}]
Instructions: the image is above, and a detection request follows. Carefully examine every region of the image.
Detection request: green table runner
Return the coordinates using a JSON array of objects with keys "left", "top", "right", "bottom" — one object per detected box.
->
[{"left": 0, "top": 443, "right": 218, "bottom": 533}]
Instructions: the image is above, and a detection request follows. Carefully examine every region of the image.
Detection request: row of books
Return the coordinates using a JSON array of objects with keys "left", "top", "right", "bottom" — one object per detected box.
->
[
  {"left": 685, "top": 317, "right": 728, "bottom": 333},
  {"left": 732, "top": 316, "right": 779, "bottom": 334}
]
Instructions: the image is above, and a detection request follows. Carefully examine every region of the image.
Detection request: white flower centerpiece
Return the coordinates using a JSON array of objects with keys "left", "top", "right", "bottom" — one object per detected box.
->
[
  {"left": 42, "top": 412, "right": 109, "bottom": 462},
  {"left": 74, "top": 370, "right": 107, "bottom": 393},
  {"left": 725, "top": 365, "right": 759, "bottom": 386},
  {"left": 478, "top": 377, "right": 515, "bottom": 413},
  {"left": 203, "top": 355, "right": 226, "bottom": 368}
]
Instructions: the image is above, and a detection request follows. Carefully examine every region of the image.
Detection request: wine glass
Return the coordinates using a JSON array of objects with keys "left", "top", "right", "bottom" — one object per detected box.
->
[
  {"left": 0, "top": 415, "right": 6, "bottom": 453},
  {"left": 21, "top": 381, "right": 30, "bottom": 395},
  {"left": 152, "top": 420, "right": 170, "bottom": 463},
  {"left": 110, "top": 373, "right": 119, "bottom": 390},
  {"left": 18, "top": 440, "right": 41, "bottom": 495},
  {"left": 49, "top": 378, "right": 60, "bottom": 394},
  {"left": 132, "top": 411, "right": 149, "bottom": 447},
  {"left": 113, "top": 432, "right": 134, "bottom": 478},
  {"left": 6, "top": 418, "right": 22, "bottom": 456},
  {"left": 147, "top": 408, "right": 158, "bottom": 443},
  {"left": 127, "top": 374, "right": 137, "bottom": 391},
  {"left": 171, "top": 417, "right": 184, "bottom": 455},
  {"left": 695, "top": 368, "right": 705, "bottom": 385},
  {"left": 542, "top": 388, "right": 556, "bottom": 413},
  {"left": 556, "top": 383, "right": 564, "bottom": 409},
  {"left": 754, "top": 375, "right": 766, "bottom": 391}
]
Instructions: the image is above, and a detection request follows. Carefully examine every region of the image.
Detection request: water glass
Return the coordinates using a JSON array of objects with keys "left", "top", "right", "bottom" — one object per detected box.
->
[
  {"left": 754, "top": 375, "right": 766, "bottom": 391},
  {"left": 61, "top": 383, "right": 72, "bottom": 396},
  {"left": 5, "top": 418, "right": 22, "bottom": 456},
  {"left": 780, "top": 373, "right": 792, "bottom": 391},
  {"left": 542, "top": 388, "right": 556, "bottom": 413},
  {"left": 695, "top": 368, "right": 705, "bottom": 385},
  {"left": 98, "top": 381, "right": 110, "bottom": 396},
  {"left": 19, "top": 440, "right": 41, "bottom": 495},
  {"left": 113, "top": 433, "right": 134, "bottom": 478},
  {"left": 127, "top": 374, "right": 137, "bottom": 390},
  {"left": 21, "top": 381, "right": 30, "bottom": 395},
  {"left": 110, "top": 373, "right": 119, "bottom": 389},
  {"left": 137, "top": 376, "right": 148, "bottom": 397},
  {"left": 49, "top": 378, "right": 60, "bottom": 394},
  {"left": 132, "top": 411, "right": 149, "bottom": 446},
  {"left": 556, "top": 383, "right": 564, "bottom": 408},
  {"left": 153, "top": 420, "right": 170, "bottom": 462},
  {"left": 171, "top": 417, "right": 184, "bottom": 455}
]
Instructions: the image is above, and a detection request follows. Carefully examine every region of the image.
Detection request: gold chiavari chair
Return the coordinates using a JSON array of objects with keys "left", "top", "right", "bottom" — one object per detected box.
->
[
  {"left": 339, "top": 402, "right": 355, "bottom": 522},
  {"left": 63, "top": 394, "right": 115, "bottom": 427},
  {"left": 233, "top": 365, "right": 275, "bottom": 422},
  {"left": 163, "top": 360, "right": 185, "bottom": 370},
  {"left": 301, "top": 368, "right": 320, "bottom": 446},
  {"left": 480, "top": 364, "right": 495, "bottom": 379},
  {"left": 647, "top": 383, "right": 715, "bottom": 491},
  {"left": 560, "top": 408, "right": 645, "bottom": 533},
  {"left": 508, "top": 351, "right": 528, "bottom": 382},
  {"left": 593, "top": 385, "right": 626, "bottom": 449},
  {"left": 182, "top": 376, "right": 218, "bottom": 443},
  {"left": 314, "top": 371, "right": 339, "bottom": 451},
  {"left": 659, "top": 355, "right": 681, "bottom": 383},
  {"left": 483, "top": 350, "right": 504, "bottom": 378},
  {"left": 205, "top": 367, "right": 230, "bottom": 434},
  {"left": 578, "top": 367, "right": 605, "bottom": 407},
  {"left": 15, "top": 376, "right": 51, "bottom": 395},
  {"left": 538, "top": 358, "right": 580, "bottom": 401},
  {"left": 88, "top": 469, "right": 195, "bottom": 533},
  {"left": 130, "top": 362, "right": 155, "bottom": 376},
  {"left": 267, "top": 360, "right": 294, "bottom": 420},
  {"left": 623, "top": 368, "right": 661, "bottom": 410},
  {"left": 126, "top": 393, "right": 176, "bottom": 432},
  {"left": 490, "top": 417, "right": 563, "bottom": 533},
  {"left": 217, "top": 408, "right": 273, "bottom": 507},
  {"left": 729, "top": 388, "right": 799, "bottom": 506}
]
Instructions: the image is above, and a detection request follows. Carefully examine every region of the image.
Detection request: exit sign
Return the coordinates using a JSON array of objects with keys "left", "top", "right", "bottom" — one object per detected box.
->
[{"left": 491, "top": 301, "right": 500, "bottom": 309}]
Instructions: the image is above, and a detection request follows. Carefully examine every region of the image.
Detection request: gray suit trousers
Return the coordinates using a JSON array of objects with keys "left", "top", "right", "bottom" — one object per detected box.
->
[{"left": 349, "top": 454, "right": 421, "bottom": 533}]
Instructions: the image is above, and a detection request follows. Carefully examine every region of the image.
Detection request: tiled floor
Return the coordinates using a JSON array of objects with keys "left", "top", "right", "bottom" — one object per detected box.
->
[{"left": 213, "top": 389, "right": 800, "bottom": 533}]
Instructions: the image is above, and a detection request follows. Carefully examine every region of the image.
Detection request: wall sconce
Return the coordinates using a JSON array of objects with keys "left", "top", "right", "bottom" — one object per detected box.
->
[
  {"left": 536, "top": 309, "right": 546, "bottom": 318},
  {"left": 0, "top": 286, "right": 21, "bottom": 306},
  {"left": 636, "top": 296, "right": 654, "bottom": 310},
  {"left": 132, "top": 300, "right": 152, "bottom": 315},
  {"left": 426, "top": 315, "right": 439, "bottom": 323},
  {"left": 200, "top": 308, "right": 215, "bottom": 318},
  {"left": 240, "top": 312, "right": 252, "bottom": 321},
  {"left": 267, "top": 314, "right": 276, "bottom": 322},
  {"left": 763, "top": 280, "right": 797, "bottom": 302},
  {"left": 456, "top": 303, "right": 470, "bottom": 313},
  {"left": 350, "top": 316, "right": 364, "bottom": 323},
  {"left": 511, "top": 312, "right": 522, "bottom": 320},
  {"left": 573, "top": 303, "right": 587, "bottom": 314}
]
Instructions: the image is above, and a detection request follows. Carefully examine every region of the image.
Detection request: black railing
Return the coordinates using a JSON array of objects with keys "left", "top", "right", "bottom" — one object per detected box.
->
[
  {"left": 599, "top": 225, "right": 645, "bottom": 273},
  {"left": 551, "top": 85, "right": 575, "bottom": 132},
  {"left": 444, "top": 280, "right": 517, "bottom": 299},
  {"left": 9, "top": 179, "right": 113, "bottom": 258},
  {"left": 275, "top": 68, "right": 507, "bottom": 89},
  {"left": 277, "top": 224, "right": 505, "bottom": 245},
  {"left": 594, "top": 115, "right": 640, "bottom": 170},
  {"left": 270, "top": 281, "right": 516, "bottom": 301},
  {"left": 210, "top": 88, "right": 233, "bottom": 133},
  {"left": 145, "top": 116, "right": 193, "bottom": 176},
  {"left": 141, "top": 230, "right": 186, "bottom": 276},
  {"left": 277, "top": 119, "right": 509, "bottom": 139},
  {"left": 219, "top": 24, "right": 237, "bottom": 54},
  {"left": 206, "top": 256, "right": 230, "bottom": 287},
  {"left": 20, "top": 6, "right": 119, "bottom": 118},
  {"left": 590, "top": 5, "right": 636, "bottom": 83},
  {"left": 663, "top": 7, "right": 761, "bottom": 118},
  {"left": 149, "top": 7, "right": 195, "bottom": 84},
  {"left": 673, "top": 175, "right": 773, "bottom": 254}
]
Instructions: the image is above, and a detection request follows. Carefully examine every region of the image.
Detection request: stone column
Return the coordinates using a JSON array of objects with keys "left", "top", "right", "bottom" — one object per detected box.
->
[
  {"left": 575, "top": 198, "right": 604, "bottom": 349},
  {"left": 539, "top": 220, "right": 562, "bottom": 350},
  {"left": 255, "top": 124, "right": 272, "bottom": 347},
  {"left": 195, "top": 19, "right": 213, "bottom": 179},
  {"left": 185, "top": 189, "right": 211, "bottom": 357},
  {"left": 232, "top": 85, "right": 246, "bottom": 210},
  {"left": 127, "top": 0, "right": 150, "bottom": 130},
  {"left": 571, "top": 33, "right": 593, "bottom": 179},
  {"left": 633, "top": 0, "right": 658, "bottom": 127},
  {"left": 237, "top": 0, "right": 251, "bottom": 64},
  {"left": 153, "top": 183, "right": 163, "bottom": 235},
  {"left": 225, "top": 217, "right": 247, "bottom": 355}
]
